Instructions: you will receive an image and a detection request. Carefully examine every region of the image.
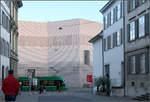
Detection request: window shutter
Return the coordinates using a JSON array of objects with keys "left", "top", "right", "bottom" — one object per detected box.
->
[
  {"left": 120, "top": 29, "right": 123, "bottom": 44},
  {"left": 103, "top": 17, "right": 106, "bottom": 30},
  {"left": 127, "top": 56, "right": 131, "bottom": 74},
  {"left": 113, "top": 33, "right": 116, "bottom": 47},
  {"left": 116, "top": 6, "right": 118, "bottom": 21},
  {"left": 145, "top": 13, "right": 149, "bottom": 36},
  {"left": 127, "top": 24, "right": 130, "bottom": 42},
  {"left": 113, "top": 8, "right": 116, "bottom": 23},
  {"left": 145, "top": 50, "right": 149, "bottom": 73},
  {"left": 127, "top": 0, "right": 130, "bottom": 12},
  {"left": 109, "top": 13, "right": 111, "bottom": 26},
  {"left": 104, "top": 39, "right": 106, "bottom": 51},
  {"left": 120, "top": 2, "right": 123, "bottom": 18},
  {"left": 135, "top": 0, "right": 139, "bottom": 8},
  {"left": 135, "top": 55, "right": 140, "bottom": 74},
  {"left": 135, "top": 19, "right": 139, "bottom": 39}
]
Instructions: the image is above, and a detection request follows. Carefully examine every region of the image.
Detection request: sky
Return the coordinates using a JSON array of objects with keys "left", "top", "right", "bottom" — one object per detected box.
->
[{"left": 18, "top": 1, "right": 108, "bottom": 23}]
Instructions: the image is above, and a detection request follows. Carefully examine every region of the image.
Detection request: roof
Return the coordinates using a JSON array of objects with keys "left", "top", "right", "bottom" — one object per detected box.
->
[
  {"left": 39, "top": 76, "right": 63, "bottom": 81},
  {"left": 100, "top": 0, "right": 115, "bottom": 14},
  {"left": 17, "top": 0, "right": 23, "bottom": 8},
  {"left": 18, "top": 77, "right": 29, "bottom": 81},
  {"left": 89, "top": 30, "right": 103, "bottom": 43}
]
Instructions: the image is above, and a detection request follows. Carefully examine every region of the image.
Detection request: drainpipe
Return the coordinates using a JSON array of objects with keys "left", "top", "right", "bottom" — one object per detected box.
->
[
  {"left": 123, "top": 0, "right": 126, "bottom": 97},
  {"left": 102, "top": 35, "right": 104, "bottom": 77}
]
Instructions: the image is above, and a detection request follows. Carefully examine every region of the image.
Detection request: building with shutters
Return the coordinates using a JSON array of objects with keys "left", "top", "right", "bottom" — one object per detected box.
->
[
  {"left": 18, "top": 19, "right": 102, "bottom": 88},
  {"left": 100, "top": 0, "right": 125, "bottom": 96},
  {"left": 124, "top": 0, "right": 150, "bottom": 96},
  {"left": 10, "top": 0, "right": 23, "bottom": 77},
  {"left": 0, "top": 0, "right": 11, "bottom": 88},
  {"left": 0, "top": 1, "right": 22, "bottom": 101}
]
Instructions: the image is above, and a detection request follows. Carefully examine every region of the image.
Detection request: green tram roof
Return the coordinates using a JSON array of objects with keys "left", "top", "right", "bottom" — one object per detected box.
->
[
  {"left": 18, "top": 77, "right": 29, "bottom": 81},
  {"left": 39, "top": 76, "right": 63, "bottom": 81}
]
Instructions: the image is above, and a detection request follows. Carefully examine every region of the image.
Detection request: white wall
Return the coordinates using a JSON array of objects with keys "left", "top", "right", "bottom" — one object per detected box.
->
[
  {"left": 93, "top": 39, "right": 103, "bottom": 78},
  {"left": 103, "top": 0, "right": 124, "bottom": 87}
]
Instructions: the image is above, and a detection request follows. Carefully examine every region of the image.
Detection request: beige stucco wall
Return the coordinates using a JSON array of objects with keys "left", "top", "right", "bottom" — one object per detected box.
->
[{"left": 18, "top": 19, "right": 102, "bottom": 88}]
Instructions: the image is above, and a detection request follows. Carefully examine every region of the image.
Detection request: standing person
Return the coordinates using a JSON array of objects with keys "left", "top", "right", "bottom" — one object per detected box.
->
[
  {"left": 57, "top": 81, "right": 61, "bottom": 92},
  {"left": 106, "top": 74, "right": 111, "bottom": 96},
  {"left": 1, "top": 70, "right": 20, "bottom": 102},
  {"left": 39, "top": 85, "right": 43, "bottom": 94}
]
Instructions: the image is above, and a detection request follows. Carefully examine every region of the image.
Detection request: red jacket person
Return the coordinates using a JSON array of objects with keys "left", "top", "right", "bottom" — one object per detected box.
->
[{"left": 1, "top": 70, "right": 20, "bottom": 101}]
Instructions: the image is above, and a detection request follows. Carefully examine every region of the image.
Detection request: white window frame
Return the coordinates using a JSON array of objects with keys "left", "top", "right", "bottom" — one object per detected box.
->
[
  {"left": 140, "top": 53, "right": 146, "bottom": 73},
  {"left": 130, "top": 21, "right": 136, "bottom": 41},
  {"left": 139, "top": 16, "right": 145, "bottom": 38}
]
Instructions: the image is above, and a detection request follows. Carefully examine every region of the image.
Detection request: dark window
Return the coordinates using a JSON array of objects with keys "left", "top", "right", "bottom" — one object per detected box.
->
[
  {"left": 113, "top": 32, "right": 117, "bottom": 47},
  {"left": 104, "top": 39, "right": 106, "bottom": 51},
  {"left": 105, "top": 64, "right": 110, "bottom": 76},
  {"left": 145, "top": 13, "right": 149, "bottom": 36},
  {"left": 113, "top": 8, "right": 116, "bottom": 23},
  {"left": 84, "top": 50, "right": 90, "bottom": 65},
  {"left": 2, "top": 66, "right": 5, "bottom": 81},
  {"left": 107, "top": 14, "right": 109, "bottom": 28},
  {"left": 103, "top": 16, "right": 106, "bottom": 30},
  {"left": 107, "top": 36, "right": 111, "bottom": 49}
]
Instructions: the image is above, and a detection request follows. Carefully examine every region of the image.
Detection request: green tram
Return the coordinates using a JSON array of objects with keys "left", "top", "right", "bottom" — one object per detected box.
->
[
  {"left": 18, "top": 76, "right": 68, "bottom": 91},
  {"left": 18, "top": 77, "right": 30, "bottom": 91}
]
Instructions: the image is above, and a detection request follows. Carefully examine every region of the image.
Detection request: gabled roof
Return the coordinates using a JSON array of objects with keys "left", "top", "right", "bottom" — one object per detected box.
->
[
  {"left": 100, "top": 0, "right": 115, "bottom": 14},
  {"left": 89, "top": 30, "right": 103, "bottom": 43}
]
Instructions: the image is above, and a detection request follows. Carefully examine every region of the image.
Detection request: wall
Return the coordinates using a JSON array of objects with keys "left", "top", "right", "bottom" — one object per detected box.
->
[{"left": 103, "top": 0, "right": 124, "bottom": 87}]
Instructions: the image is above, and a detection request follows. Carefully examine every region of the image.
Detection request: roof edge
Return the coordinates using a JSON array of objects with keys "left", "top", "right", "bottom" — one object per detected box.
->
[
  {"left": 89, "top": 30, "right": 103, "bottom": 43},
  {"left": 100, "top": 0, "right": 115, "bottom": 14}
]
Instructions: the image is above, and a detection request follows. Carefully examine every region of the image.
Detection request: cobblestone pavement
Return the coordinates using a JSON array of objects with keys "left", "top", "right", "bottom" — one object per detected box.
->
[{"left": 12, "top": 88, "right": 148, "bottom": 102}]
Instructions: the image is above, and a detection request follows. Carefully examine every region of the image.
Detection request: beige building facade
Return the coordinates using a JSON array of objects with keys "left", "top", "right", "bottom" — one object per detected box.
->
[{"left": 18, "top": 19, "right": 102, "bottom": 88}]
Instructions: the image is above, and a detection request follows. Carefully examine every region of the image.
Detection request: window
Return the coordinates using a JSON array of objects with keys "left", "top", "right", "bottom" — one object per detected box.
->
[
  {"left": 103, "top": 17, "right": 106, "bottom": 30},
  {"left": 111, "top": 35, "right": 113, "bottom": 48},
  {"left": 117, "top": 30, "right": 121, "bottom": 46},
  {"left": 129, "top": 21, "right": 136, "bottom": 41},
  {"left": 109, "top": 12, "right": 111, "bottom": 26},
  {"left": 117, "top": 29, "right": 123, "bottom": 45},
  {"left": 107, "top": 36, "right": 111, "bottom": 49},
  {"left": 105, "top": 16, "right": 107, "bottom": 29},
  {"left": 84, "top": 50, "right": 90, "bottom": 65},
  {"left": 117, "top": 3, "right": 121, "bottom": 20},
  {"left": 139, "top": 16, "right": 145, "bottom": 37},
  {"left": 131, "top": 56, "right": 136, "bottom": 74},
  {"left": 2, "top": 11, "right": 10, "bottom": 32},
  {"left": 107, "top": 14, "right": 109, "bottom": 28},
  {"left": 113, "top": 32, "right": 117, "bottom": 47},
  {"left": 139, "top": 54, "right": 146, "bottom": 73},
  {"left": 113, "top": 8, "right": 116, "bottom": 23},
  {"left": 111, "top": 10, "right": 113, "bottom": 25},
  {"left": 132, "top": 0, "right": 136, "bottom": 9},
  {"left": 104, "top": 39, "right": 107, "bottom": 51},
  {"left": 115, "top": 6, "right": 118, "bottom": 21}
]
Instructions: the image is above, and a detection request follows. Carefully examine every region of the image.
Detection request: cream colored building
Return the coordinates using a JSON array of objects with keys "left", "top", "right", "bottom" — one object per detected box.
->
[
  {"left": 10, "top": 0, "right": 23, "bottom": 77},
  {"left": 18, "top": 19, "right": 102, "bottom": 88}
]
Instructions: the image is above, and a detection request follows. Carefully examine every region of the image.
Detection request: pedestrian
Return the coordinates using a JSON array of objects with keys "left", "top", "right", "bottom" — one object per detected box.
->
[
  {"left": 57, "top": 81, "right": 61, "bottom": 92},
  {"left": 39, "top": 85, "right": 43, "bottom": 94},
  {"left": 106, "top": 74, "right": 111, "bottom": 96},
  {"left": 1, "top": 70, "right": 20, "bottom": 102}
]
